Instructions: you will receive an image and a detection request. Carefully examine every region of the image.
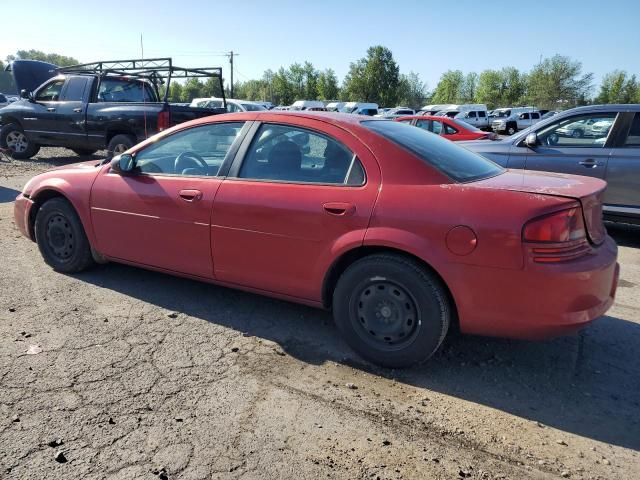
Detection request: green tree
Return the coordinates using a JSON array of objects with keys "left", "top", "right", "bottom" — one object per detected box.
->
[
  {"left": 342, "top": 46, "right": 400, "bottom": 106},
  {"left": 168, "top": 82, "right": 183, "bottom": 102},
  {"left": 317, "top": 69, "right": 339, "bottom": 100},
  {"left": 181, "top": 78, "right": 205, "bottom": 102},
  {"left": 459, "top": 72, "right": 478, "bottom": 103},
  {"left": 595, "top": 70, "right": 638, "bottom": 104},
  {"left": 527, "top": 55, "right": 593, "bottom": 109},
  {"left": 475, "top": 69, "right": 503, "bottom": 108},
  {"left": 500, "top": 67, "right": 527, "bottom": 106},
  {"left": 272, "top": 67, "right": 294, "bottom": 105},
  {"left": 201, "top": 76, "right": 224, "bottom": 98},
  {"left": 302, "top": 61, "right": 319, "bottom": 99},
  {"left": 396, "top": 72, "right": 428, "bottom": 108},
  {"left": 6, "top": 49, "right": 78, "bottom": 67},
  {"left": 431, "top": 70, "right": 464, "bottom": 103}
]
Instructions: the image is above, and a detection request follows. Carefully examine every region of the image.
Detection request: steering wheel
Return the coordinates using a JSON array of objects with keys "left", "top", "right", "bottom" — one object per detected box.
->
[{"left": 174, "top": 151, "right": 208, "bottom": 175}]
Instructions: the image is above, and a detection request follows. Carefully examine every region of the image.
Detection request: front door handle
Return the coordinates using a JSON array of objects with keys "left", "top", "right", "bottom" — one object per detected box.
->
[
  {"left": 579, "top": 159, "right": 598, "bottom": 168},
  {"left": 323, "top": 202, "right": 355, "bottom": 216},
  {"left": 47, "top": 107, "right": 56, "bottom": 112},
  {"left": 73, "top": 108, "right": 83, "bottom": 113},
  {"left": 178, "top": 189, "right": 203, "bottom": 202}
]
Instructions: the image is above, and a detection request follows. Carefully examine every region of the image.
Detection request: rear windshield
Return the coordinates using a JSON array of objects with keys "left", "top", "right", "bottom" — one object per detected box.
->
[
  {"left": 452, "top": 118, "right": 482, "bottom": 132},
  {"left": 363, "top": 120, "right": 503, "bottom": 182}
]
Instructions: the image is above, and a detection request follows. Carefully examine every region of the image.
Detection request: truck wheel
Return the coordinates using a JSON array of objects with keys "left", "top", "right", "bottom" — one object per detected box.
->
[
  {"left": 106, "top": 134, "right": 136, "bottom": 159},
  {"left": 0, "top": 124, "right": 40, "bottom": 159},
  {"left": 506, "top": 123, "right": 517, "bottom": 135},
  {"left": 572, "top": 129, "right": 584, "bottom": 138},
  {"left": 34, "top": 197, "right": 95, "bottom": 273},
  {"left": 332, "top": 254, "right": 451, "bottom": 368},
  {"left": 70, "top": 148, "right": 98, "bottom": 157}
]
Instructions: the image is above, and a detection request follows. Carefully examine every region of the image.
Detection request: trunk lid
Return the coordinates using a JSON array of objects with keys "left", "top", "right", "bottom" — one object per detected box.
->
[{"left": 472, "top": 169, "right": 607, "bottom": 245}]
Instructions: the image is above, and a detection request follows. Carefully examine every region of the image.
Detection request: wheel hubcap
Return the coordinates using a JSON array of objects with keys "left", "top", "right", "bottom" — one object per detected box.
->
[
  {"left": 113, "top": 144, "right": 128, "bottom": 154},
  {"left": 46, "top": 214, "right": 74, "bottom": 259},
  {"left": 6, "top": 131, "right": 28, "bottom": 153},
  {"left": 353, "top": 280, "right": 420, "bottom": 350}
]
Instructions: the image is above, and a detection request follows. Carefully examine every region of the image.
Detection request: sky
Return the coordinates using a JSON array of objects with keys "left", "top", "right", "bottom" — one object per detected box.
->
[{"left": 2, "top": 0, "right": 639, "bottom": 91}]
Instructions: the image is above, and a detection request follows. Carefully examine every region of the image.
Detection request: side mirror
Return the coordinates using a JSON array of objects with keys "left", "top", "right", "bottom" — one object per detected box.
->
[
  {"left": 525, "top": 132, "right": 539, "bottom": 148},
  {"left": 110, "top": 153, "right": 136, "bottom": 174},
  {"left": 20, "top": 89, "right": 33, "bottom": 101}
]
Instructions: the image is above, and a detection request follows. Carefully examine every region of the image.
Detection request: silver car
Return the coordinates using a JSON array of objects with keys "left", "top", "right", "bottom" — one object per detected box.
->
[{"left": 462, "top": 104, "right": 640, "bottom": 224}]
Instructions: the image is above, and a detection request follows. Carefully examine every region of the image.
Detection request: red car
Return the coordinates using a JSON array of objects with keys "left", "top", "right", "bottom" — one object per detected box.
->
[
  {"left": 14, "top": 112, "right": 619, "bottom": 368},
  {"left": 396, "top": 115, "right": 498, "bottom": 141}
]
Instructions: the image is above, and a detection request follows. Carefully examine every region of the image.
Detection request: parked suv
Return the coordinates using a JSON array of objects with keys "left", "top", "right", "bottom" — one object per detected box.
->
[
  {"left": 463, "top": 104, "right": 640, "bottom": 224},
  {"left": 491, "top": 107, "right": 541, "bottom": 135}
]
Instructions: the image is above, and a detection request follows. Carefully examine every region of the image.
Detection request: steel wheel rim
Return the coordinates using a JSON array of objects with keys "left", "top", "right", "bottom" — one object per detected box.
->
[
  {"left": 6, "top": 131, "right": 27, "bottom": 153},
  {"left": 113, "top": 144, "right": 128, "bottom": 154},
  {"left": 45, "top": 214, "right": 74, "bottom": 260},
  {"left": 351, "top": 280, "right": 421, "bottom": 351}
]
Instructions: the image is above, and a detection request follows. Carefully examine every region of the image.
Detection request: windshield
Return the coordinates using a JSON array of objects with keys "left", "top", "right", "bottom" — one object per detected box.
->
[
  {"left": 339, "top": 106, "right": 357, "bottom": 113},
  {"left": 452, "top": 119, "right": 482, "bottom": 132},
  {"left": 241, "top": 103, "right": 266, "bottom": 111},
  {"left": 363, "top": 120, "right": 503, "bottom": 182},
  {"left": 490, "top": 110, "right": 510, "bottom": 118}
]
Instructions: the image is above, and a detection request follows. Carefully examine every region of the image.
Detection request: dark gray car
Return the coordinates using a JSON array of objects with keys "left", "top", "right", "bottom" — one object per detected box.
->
[{"left": 462, "top": 104, "right": 640, "bottom": 224}]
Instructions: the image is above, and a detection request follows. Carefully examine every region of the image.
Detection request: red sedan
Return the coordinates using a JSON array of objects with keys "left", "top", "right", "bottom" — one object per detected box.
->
[
  {"left": 14, "top": 112, "right": 618, "bottom": 368},
  {"left": 396, "top": 115, "right": 497, "bottom": 141}
]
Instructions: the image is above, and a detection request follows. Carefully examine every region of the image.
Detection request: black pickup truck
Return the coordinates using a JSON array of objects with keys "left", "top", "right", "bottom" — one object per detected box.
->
[{"left": 0, "top": 58, "right": 226, "bottom": 159}]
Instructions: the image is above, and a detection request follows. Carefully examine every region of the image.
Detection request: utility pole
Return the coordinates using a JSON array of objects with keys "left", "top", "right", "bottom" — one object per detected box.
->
[{"left": 226, "top": 51, "right": 239, "bottom": 98}]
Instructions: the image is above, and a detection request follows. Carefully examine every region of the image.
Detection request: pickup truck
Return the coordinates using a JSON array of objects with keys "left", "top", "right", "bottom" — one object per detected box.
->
[{"left": 0, "top": 59, "right": 226, "bottom": 159}]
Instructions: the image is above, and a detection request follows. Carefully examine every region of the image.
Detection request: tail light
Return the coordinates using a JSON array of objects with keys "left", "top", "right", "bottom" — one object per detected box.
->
[
  {"left": 157, "top": 111, "right": 170, "bottom": 131},
  {"left": 523, "top": 207, "right": 591, "bottom": 263}
]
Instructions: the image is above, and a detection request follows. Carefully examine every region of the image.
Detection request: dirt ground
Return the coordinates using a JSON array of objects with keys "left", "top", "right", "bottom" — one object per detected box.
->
[{"left": 1, "top": 148, "right": 639, "bottom": 480}]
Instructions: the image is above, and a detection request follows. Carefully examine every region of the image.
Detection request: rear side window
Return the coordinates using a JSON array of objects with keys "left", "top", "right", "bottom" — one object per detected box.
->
[
  {"left": 623, "top": 113, "right": 640, "bottom": 147},
  {"left": 363, "top": 120, "right": 503, "bottom": 182},
  {"left": 98, "top": 78, "right": 155, "bottom": 102},
  {"left": 62, "top": 77, "right": 89, "bottom": 101},
  {"left": 238, "top": 123, "right": 364, "bottom": 185},
  {"left": 478, "top": 111, "right": 486, "bottom": 117}
]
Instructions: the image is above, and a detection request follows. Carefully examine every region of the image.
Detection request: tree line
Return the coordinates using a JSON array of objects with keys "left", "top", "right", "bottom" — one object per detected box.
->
[{"left": 3, "top": 48, "right": 639, "bottom": 109}]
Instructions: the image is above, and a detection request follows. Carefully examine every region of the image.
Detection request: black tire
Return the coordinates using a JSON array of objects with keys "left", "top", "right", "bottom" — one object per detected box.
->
[
  {"left": 70, "top": 148, "right": 98, "bottom": 157},
  {"left": 34, "top": 197, "right": 95, "bottom": 273},
  {"left": 572, "top": 129, "right": 584, "bottom": 138},
  {"left": 332, "top": 254, "right": 451, "bottom": 368},
  {"left": 106, "top": 134, "right": 136, "bottom": 159},
  {"left": 0, "top": 123, "right": 40, "bottom": 159},
  {"left": 506, "top": 123, "right": 517, "bottom": 136}
]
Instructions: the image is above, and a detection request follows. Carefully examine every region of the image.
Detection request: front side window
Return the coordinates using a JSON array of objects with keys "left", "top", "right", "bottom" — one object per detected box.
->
[
  {"left": 536, "top": 113, "right": 617, "bottom": 147},
  {"left": 520, "top": 113, "right": 530, "bottom": 120},
  {"left": 36, "top": 79, "right": 65, "bottom": 101},
  {"left": 238, "top": 124, "right": 364, "bottom": 185},
  {"left": 134, "top": 122, "right": 245, "bottom": 176},
  {"left": 623, "top": 113, "right": 640, "bottom": 147},
  {"left": 467, "top": 111, "right": 477, "bottom": 118},
  {"left": 363, "top": 120, "right": 503, "bottom": 182},
  {"left": 98, "top": 78, "right": 155, "bottom": 102}
]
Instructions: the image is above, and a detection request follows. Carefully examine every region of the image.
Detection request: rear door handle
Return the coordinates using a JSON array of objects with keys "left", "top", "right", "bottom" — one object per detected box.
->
[
  {"left": 73, "top": 108, "right": 83, "bottom": 113},
  {"left": 178, "top": 189, "right": 203, "bottom": 202},
  {"left": 579, "top": 159, "right": 598, "bottom": 168},
  {"left": 323, "top": 202, "right": 355, "bottom": 216},
  {"left": 47, "top": 107, "right": 56, "bottom": 112}
]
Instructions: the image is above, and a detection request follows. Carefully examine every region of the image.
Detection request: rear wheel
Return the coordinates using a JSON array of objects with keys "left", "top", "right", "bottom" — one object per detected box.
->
[
  {"left": 0, "top": 124, "right": 40, "bottom": 159},
  {"left": 106, "top": 134, "right": 136, "bottom": 159},
  {"left": 332, "top": 254, "right": 451, "bottom": 368},
  {"left": 70, "top": 148, "right": 98, "bottom": 157},
  {"left": 34, "top": 197, "right": 95, "bottom": 273}
]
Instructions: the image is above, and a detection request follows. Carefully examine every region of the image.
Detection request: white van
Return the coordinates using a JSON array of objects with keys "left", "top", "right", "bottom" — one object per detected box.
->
[
  {"left": 489, "top": 106, "right": 541, "bottom": 135},
  {"left": 418, "top": 104, "right": 456, "bottom": 115},
  {"left": 290, "top": 100, "right": 326, "bottom": 111},
  {"left": 325, "top": 101, "right": 345, "bottom": 112},
  {"left": 339, "top": 102, "right": 379, "bottom": 116}
]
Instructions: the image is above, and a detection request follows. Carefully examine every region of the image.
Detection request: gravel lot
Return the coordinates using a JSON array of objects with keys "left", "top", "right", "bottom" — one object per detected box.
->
[{"left": 1, "top": 148, "right": 639, "bottom": 480}]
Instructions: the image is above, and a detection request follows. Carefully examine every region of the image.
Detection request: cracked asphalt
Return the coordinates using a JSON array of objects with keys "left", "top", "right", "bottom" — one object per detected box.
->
[{"left": 1, "top": 149, "right": 639, "bottom": 479}]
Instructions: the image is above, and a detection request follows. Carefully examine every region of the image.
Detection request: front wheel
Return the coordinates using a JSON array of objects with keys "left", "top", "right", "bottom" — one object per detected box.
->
[
  {"left": 332, "top": 254, "right": 451, "bottom": 368},
  {"left": 506, "top": 124, "right": 517, "bottom": 136},
  {"left": 70, "top": 148, "right": 98, "bottom": 157},
  {"left": 0, "top": 124, "right": 40, "bottom": 159},
  {"left": 34, "top": 197, "right": 95, "bottom": 273}
]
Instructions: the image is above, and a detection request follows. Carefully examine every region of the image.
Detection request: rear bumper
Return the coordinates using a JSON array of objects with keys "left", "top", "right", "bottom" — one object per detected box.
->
[
  {"left": 14, "top": 193, "right": 34, "bottom": 240},
  {"left": 450, "top": 236, "right": 619, "bottom": 339}
]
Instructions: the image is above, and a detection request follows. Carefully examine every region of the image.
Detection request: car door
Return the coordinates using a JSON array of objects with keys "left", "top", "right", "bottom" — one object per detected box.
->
[
  {"left": 517, "top": 112, "right": 530, "bottom": 130},
  {"left": 211, "top": 118, "right": 381, "bottom": 302},
  {"left": 22, "top": 78, "right": 66, "bottom": 144},
  {"left": 48, "top": 76, "right": 90, "bottom": 147},
  {"left": 523, "top": 112, "right": 618, "bottom": 179},
  {"left": 90, "top": 121, "right": 248, "bottom": 278},
  {"left": 605, "top": 111, "right": 640, "bottom": 213},
  {"left": 465, "top": 111, "right": 478, "bottom": 127}
]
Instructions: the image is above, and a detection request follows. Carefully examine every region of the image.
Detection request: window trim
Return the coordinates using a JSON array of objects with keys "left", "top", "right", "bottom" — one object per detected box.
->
[
  {"left": 127, "top": 121, "right": 252, "bottom": 179},
  {"left": 227, "top": 121, "right": 367, "bottom": 187}
]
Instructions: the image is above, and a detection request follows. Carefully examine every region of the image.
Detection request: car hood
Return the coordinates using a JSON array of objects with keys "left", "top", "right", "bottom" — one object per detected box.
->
[
  {"left": 7, "top": 60, "right": 58, "bottom": 93},
  {"left": 47, "top": 160, "right": 104, "bottom": 172}
]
